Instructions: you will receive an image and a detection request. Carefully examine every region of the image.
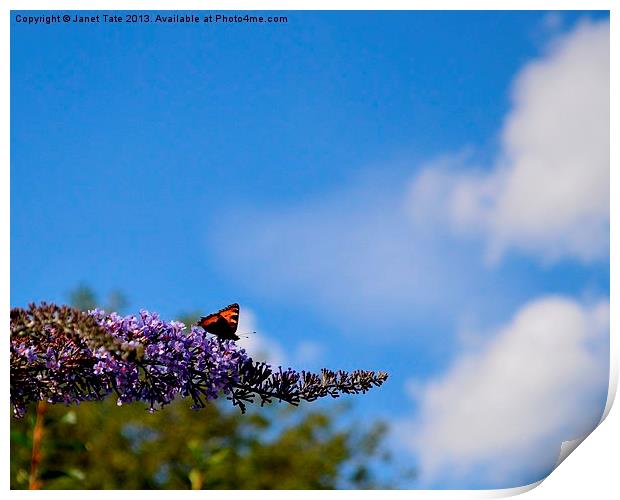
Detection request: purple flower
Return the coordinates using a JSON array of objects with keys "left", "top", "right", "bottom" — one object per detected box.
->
[
  {"left": 93, "top": 361, "right": 106, "bottom": 375},
  {"left": 84, "top": 308, "right": 250, "bottom": 411},
  {"left": 24, "top": 348, "right": 38, "bottom": 363},
  {"left": 15, "top": 343, "right": 38, "bottom": 364},
  {"left": 10, "top": 303, "right": 388, "bottom": 418},
  {"left": 45, "top": 347, "right": 61, "bottom": 370}
]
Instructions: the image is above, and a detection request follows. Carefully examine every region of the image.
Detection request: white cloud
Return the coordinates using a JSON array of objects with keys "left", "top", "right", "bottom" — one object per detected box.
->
[
  {"left": 293, "top": 340, "right": 325, "bottom": 367},
  {"left": 394, "top": 296, "right": 609, "bottom": 488},
  {"left": 236, "top": 307, "right": 287, "bottom": 367},
  {"left": 208, "top": 20, "right": 609, "bottom": 337},
  {"left": 410, "top": 20, "right": 610, "bottom": 263},
  {"left": 208, "top": 178, "right": 489, "bottom": 335}
]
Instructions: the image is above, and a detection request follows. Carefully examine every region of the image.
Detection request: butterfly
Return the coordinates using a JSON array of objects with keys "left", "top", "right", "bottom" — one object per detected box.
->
[{"left": 197, "top": 303, "right": 240, "bottom": 341}]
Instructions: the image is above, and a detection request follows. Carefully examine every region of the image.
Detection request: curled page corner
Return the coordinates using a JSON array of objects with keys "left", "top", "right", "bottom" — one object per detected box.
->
[
  {"left": 555, "top": 434, "right": 589, "bottom": 469},
  {"left": 492, "top": 479, "right": 544, "bottom": 498},
  {"left": 553, "top": 369, "right": 617, "bottom": 472}
]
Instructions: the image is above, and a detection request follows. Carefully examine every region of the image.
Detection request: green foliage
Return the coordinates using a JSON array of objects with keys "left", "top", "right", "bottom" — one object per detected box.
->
[
  {"left": 69, "top": 284, "right": 128, "bottom": 314},
  {"left": 11, "top": 398, "right": 392, "bottom": 489}
]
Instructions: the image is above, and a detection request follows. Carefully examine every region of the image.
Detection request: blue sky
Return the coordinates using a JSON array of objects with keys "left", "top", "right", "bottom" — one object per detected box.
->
[{"left": 11, "top": 11, "right": 610, "bottom": 489}]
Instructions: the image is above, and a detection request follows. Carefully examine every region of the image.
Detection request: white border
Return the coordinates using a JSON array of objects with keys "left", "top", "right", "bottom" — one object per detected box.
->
[{"left": 3, "top": 1, "right": 616, "bottom": 498}]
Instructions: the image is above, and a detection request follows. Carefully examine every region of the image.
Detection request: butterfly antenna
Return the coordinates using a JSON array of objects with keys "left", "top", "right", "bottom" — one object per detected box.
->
[{"left": 234, "top": 331, "right": 256, "bottom": 340}]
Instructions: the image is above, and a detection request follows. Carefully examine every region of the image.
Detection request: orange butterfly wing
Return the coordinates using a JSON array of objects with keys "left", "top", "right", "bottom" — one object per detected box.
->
[{"left": 198, "top": 303, "right": 240, "bottom": 341}]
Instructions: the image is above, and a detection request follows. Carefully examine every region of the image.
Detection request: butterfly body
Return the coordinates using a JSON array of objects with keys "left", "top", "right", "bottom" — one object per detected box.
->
[{"left": 198, "top": 303, "right": 240, "bottom": 341}]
